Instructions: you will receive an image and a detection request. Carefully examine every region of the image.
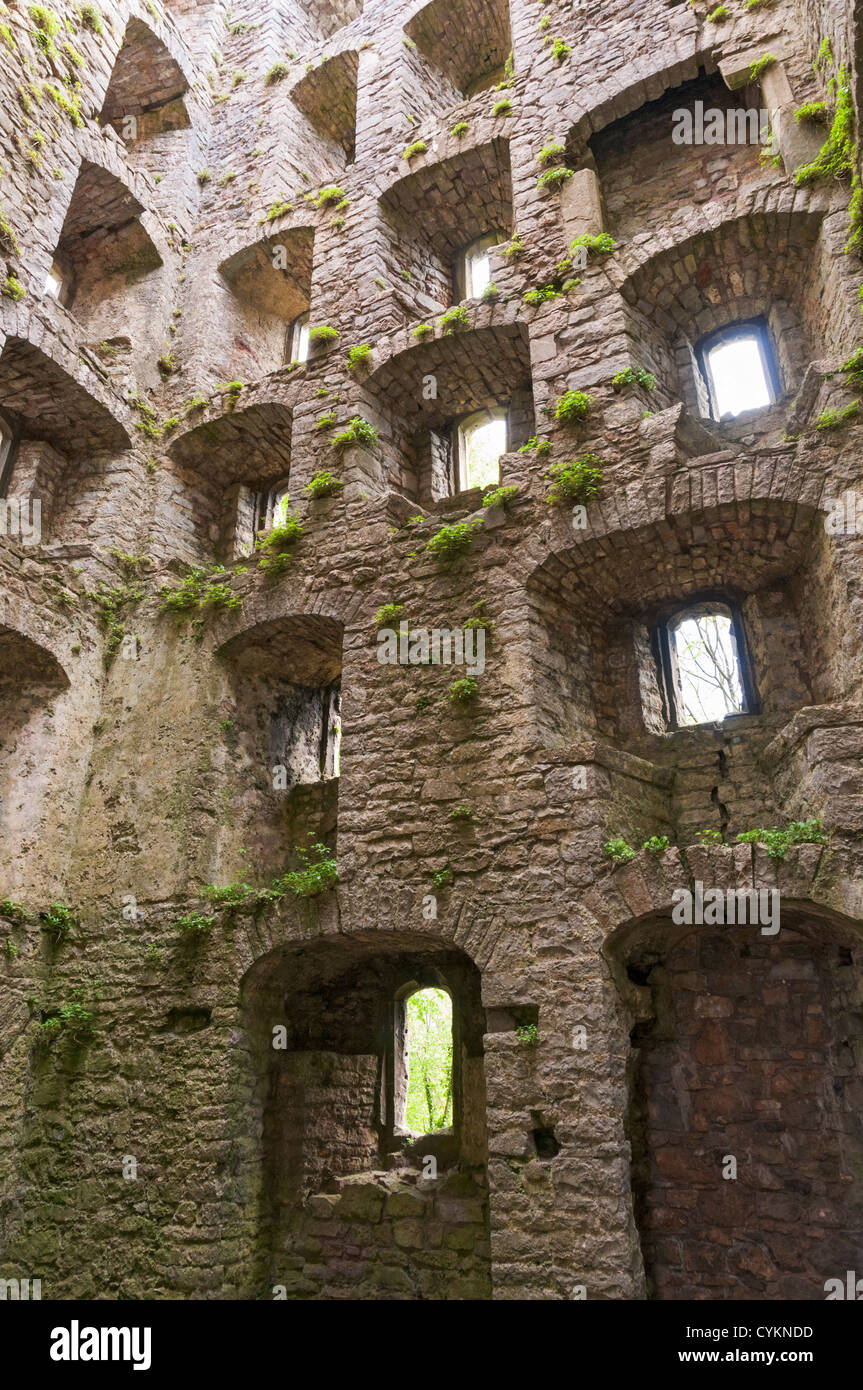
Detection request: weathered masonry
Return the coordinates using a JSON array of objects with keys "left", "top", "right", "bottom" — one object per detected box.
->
[{"left": 0, "top": 0, "right": 862, "bottom": 1301}]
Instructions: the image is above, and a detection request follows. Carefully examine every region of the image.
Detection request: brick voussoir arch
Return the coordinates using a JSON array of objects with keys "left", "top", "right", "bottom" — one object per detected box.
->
[
  {"left": 0, "top": 300, "right": 134, "bottom": 449},
  {"left": 231, "top": 876, "right": 516, "bottom": 988},
  {"left": 520, "top": 489, "right": 822, "bottom": 596},
  {"left": 608, "top": 190, "right": 839, "bottom": 294},
  {"left": 73, "top": 133, "right": 179, "bottom": 261},
  {"left": 0, "top": 590, "right": 75, "bottom": 685},
  {"left": 208, "top": 587, "right": 361, "bottom": 657},
  {"left": 587, "top": 841, "right": 854, "bottom": 953},
  {"left": 120, "top": 0, "right": 199, "bottom": 103},
  {"left": 564, "top": 41, "right": 719, "bottom": 150}
]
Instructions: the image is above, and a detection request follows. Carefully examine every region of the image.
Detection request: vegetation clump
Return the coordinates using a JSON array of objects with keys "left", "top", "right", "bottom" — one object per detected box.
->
[
  {"left": 159, "top": 565, "right": 243, "bottom": 617},
  {"left": 537, "top": 166, "right": 573, "bottom": 192},
  {"left": 404, "top": 140, "right": 428, "bottom": 160},
  {"left": 38, "top": 903, "right": 78, "bottom": 939},
  {"left": 304, "top": 471, "right": 344, "bottom": 498},
  {"left": 1, "top": 274, "right": 26, "bottom": 301},
  {"left": 308, "top": 324, "right": 339, "bottom": 345},
  {"left": 545, "top": 454, "right": 603, "bottom": 506},
  {"left": 816, "top": 402, "right": 859, "bottom": 430},
  {"left": 554, "top": 389, "right": 593, "bottom": 424},
  {"left": 448, "top": 677, "right": 479, "bottom": 703},
  {"left": 425, "top": 520, "right": 483, "bottom": 559},
  {"left": 37, "top": 998, "right": 93, "bottom": 1042},
  {"left": 735, "top": 817, "right": 828, "bottom": 860},
  {"left": 331, "top": 416, "right": 378, "bottom": 450},
  {"left": 374, "top": 602, "right": 405, "bottom": 625},
  {"left": 481, "top": 484, "right": 519, "bottom": 509},
  {"left": 749, "top": 54, "right": 778, "bottom": 82},
  {"left": 612, "top": 366, "right": 657, "bottom": 391},
  {"left": 255, "top": 514, "right": 303, "bottom": 574},
  {"left": 438, "top": 305, "right": 469, "bottom": 333},
  {"left": 266, "top": 62, "right": 288, "bottom": 85},
  {"left": 281, "top": 842, "right": 338, "bottom": 897},
  {"left": 603, "top": 837, "right": 637, "bottom": 864},
  {"left": 570, "top": 231, "right": 617, "bottom": 261},
  {"left": 346, "top": 343, "right": 373, "bottom": 371}
]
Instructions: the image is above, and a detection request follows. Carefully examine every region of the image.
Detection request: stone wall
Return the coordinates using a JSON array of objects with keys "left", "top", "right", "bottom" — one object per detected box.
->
[{"left": 0, "top": 0, "right": 862, "bottom": 1303}]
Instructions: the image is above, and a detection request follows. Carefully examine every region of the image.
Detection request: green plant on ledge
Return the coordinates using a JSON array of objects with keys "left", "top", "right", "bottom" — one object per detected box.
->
[
  {"left": 695, "top": 828, "right": 724, "bottom": 844},
  {"left": 794, "top": 100, "right": 828, "bottom": 123},
  {"left": 176, "top": 911, "right": 216, "bottom": 938},
  {"left": 537, "top": 166, "right": 573, "bottom": 193},
  {"left": 214, "top": 379, "right": 245, "bottom": 409},
  {"left": 39, "top": 903, "right": 78, "bottom": 939},
  {"left": 481, "top": 484, "right": 519, "bottom": 510},
  {"left": 255, "top": 515, "right": 303, "bottom": 575},
  {"left": 304, "top": 470, "right": 344, "bottom": 498},
  {"left": 706, "top": 5, "right": 728, "bottom": 19},
  {"left": 537, "top": 141, "right": 566, "bottom": 167},
  {"left": 309, "top": 325, "right": 339, "bottom": 345},
  {"left": 413, "top": 322, "right": 434, "bottom": 340},
  {"left": 37, "top": 998, "right": 94, "bottom": 1043},
  {"left": 749, "top": 54, "right": 777, "bottom": 83},
  {"left": 735, "top": 817, "right": 828, "bottom": 860},
  {"left": 517, "top": 435, "right": 551, "bottom": 455},
  {"left": 346, "top": 343, "right": 373, "bottom": 371},
  {"left": 404, "top": 140, "right": 428, "bottom": 160},
  {"left": 550, "top": 37, "right": 571, "bottom": 61},
  {"left": 642, "top": 835, "right": 671, "bottom": 855},
  {"left": 438, "top": 305, "right": 469, "bottom": 333},
  {"left": 315, "top": 409, "right": 337, "bottom": 430},
  {"left": 1, "top": 899, "right": 30, "bottom": 927},
  {"left": 516, "top": 1023, "right": 538, "bottom": 1046},
  {"left": 603, "top": 837, "right": 637, "bottom": 865},
  {"left": 449, "top": 676, "right": 478, "bottom": 703},
  {"left": 816, "top": 402, "right": 859, "bottom": 430},
  {"left": 545, "top": 454, "right": 603, "bottom": 506},
  {"left": 331, "top": 416, "right": 378, "bottom": 450},
  {"left": 263, "top": 200, "right": 293, "bottom": 222},
  {"left": 281, "top": 842, "right": 338, "bottom": 898},
  {"left": 0, "top": 209, "right": 20, "bottom": 256},
  {"left": 839, "top": 345, "right": 863, "bottom": 385},
  {"left": 449, "top": 804, "right": 473, "bottom": 820},
  {"left": 2, "top": 273, "right": 26, "bottom": 301},
  {"left": 492, "top": 98, "right": 511, "bottom": 116},
  {"left": 612, "top": 366, "right": 657, "bottom": 391},
  {"left": 451, "top": 121, "right": 468, "bottom": 137},
  {"left": 431, "top": 865, "right": 453, "bottom": 889},
  {"left": 570, "top": 232, "right": 617, "bottom": 261},
  {"left": 79, "top": 4, "right": 104, "bottom": 34},
  {"left": 554, "top": 389, "right": 593, "bottom": 424},
  {"left": 500, "top": 233, "right": 525, "bottom": 261},
  {"left": 374, "top": 602, "right": 405, "bottom": 625},
  {"left": 316, "top": 185, "right": 346, "bottom": 207},
  {"left": 265, "top": 62, "right": 288, "bottom": 85},
  {"left": 159, "top": 565, "right": 244, "bottom": 617},
  {"left": 425, "top": 519, "right": 483, "bottom": 559}
]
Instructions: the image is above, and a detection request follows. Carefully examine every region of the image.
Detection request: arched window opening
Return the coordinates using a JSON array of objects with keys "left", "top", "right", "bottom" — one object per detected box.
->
[
  {"left": 700, "top": 322, "right": 777, "bottom": 420},
  {"left": 0, "top": 410, "right": 17, "bottom": 495},
  {"left": 287, "top": 312, "right": 310, "bottom": 365},
  {"left": 43, "top": 259, "right": 71, "bottom": 305},
  {"left": 458, "top": 231, "right": 504, "bottom": 301},
  {"left": 403, "top": 987, "right": 453, "bottom": 1135},
  {"left": 252, "top": 478, "right": 291, "bottom": 536},
  {"left": 457, "top": 407, "right": 507, "bottom": 492},
  {"left": 656, "top": 602, "right": 751, "bottom": 729}
]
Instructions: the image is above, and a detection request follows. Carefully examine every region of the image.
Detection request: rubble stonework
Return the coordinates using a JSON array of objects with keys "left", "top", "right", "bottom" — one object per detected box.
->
[{"left": 0, "top": 0, "right": 861, "bottom": 1302}]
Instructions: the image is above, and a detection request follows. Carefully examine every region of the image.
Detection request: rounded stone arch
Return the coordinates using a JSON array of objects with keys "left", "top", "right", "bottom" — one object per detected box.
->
[
  {"left": 607, "top": 198, "right": 849, "bottom": 413},
  {"left": 598, "top": 867, "right": 863, "bottom": 1300},
  {"left": 564, "top": 43, "right": 718, "bottom": 153},
  {"left": 521, "top": 494, "right": 825, "bottom": 753},
  {"left": 236, "top": 925, "right": 491, "bottom": 1299}
]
